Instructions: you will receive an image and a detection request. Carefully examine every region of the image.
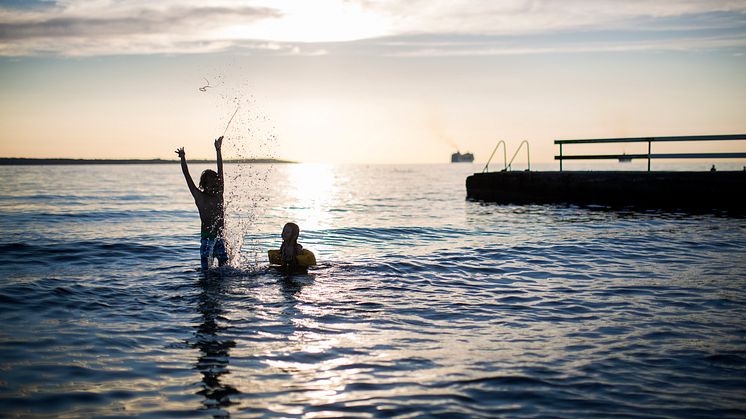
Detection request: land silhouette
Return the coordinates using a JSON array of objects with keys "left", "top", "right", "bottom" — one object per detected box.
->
[{"left": 0, "top": 158, "right": 293, "bottom": 165}]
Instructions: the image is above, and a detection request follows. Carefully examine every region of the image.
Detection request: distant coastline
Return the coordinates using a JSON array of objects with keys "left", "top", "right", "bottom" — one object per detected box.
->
[{"left": 0, "top": 158, "right": 295, "bottom": 165}]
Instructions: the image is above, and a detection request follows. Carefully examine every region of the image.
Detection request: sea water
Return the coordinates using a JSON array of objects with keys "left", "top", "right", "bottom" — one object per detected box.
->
[{"left": 0, "top": 163, "right": 745, "bottom": 418}]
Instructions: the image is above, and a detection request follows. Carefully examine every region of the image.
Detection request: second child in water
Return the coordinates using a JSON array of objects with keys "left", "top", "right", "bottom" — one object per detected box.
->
[
  {"left": 268, "top": 222, "right": 316, "bottom": 273},
  {"left": 280, "top": 222, "right": 303, "bottom": 272},
  {"left": 176, "top": 136, "right": 228, "bottom": 270}
]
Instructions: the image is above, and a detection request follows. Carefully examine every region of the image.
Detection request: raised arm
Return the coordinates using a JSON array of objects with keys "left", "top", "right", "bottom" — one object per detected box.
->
[
  {"left": 214, "top": 136, "right": 224, "bottom": 186},
  {"left": 175, "top": 147, "right": 198, "bottom": 198}
]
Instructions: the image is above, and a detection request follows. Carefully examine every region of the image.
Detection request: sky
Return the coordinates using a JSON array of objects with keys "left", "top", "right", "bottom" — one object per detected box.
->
[{"left": 0, "top": 0, "right": 745, "bottom": 164}]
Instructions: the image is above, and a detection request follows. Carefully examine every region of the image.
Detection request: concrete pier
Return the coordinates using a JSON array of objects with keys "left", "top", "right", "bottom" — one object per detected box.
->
[{"left": 466, "top": 171, "right": 746, "bottom": 213}]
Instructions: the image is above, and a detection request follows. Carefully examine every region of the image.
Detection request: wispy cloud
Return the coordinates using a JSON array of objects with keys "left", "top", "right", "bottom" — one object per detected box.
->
[
  {"left": 1, "top": 0, "right": 745, "bottom": 56},
  {"left": 358, "top": 0, "right": 746, "bottom": 35},
  {"left": 381, "top": 34, "right": 746, "bottom": 57},
  {"left": 0, "top": 2, "right": 283, "bottom": 55},
  {"left": 0, "top": 7, "right": 280, "bottom": 41}
]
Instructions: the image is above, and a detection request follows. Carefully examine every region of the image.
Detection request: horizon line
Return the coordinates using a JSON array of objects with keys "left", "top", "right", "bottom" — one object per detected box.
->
[{"left": 0, "top": 157, "right": 296, "bottom": 165}]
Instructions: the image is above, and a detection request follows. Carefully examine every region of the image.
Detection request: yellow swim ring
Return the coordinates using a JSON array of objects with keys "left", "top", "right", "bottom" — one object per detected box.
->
[{"left": 268, "top": 249, "right": 317, "bottom": 267}]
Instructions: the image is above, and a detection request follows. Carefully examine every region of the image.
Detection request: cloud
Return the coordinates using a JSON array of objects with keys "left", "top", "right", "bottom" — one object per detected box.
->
[
  {"left": 356, "top": 0, "right": 746, "bottom": 35},
  {"left": 1, "top": 0, "right": 745, "bottom": 56},
  {"left": 0, "top": 0, "right": 56, "bottom": 10},
  {"left": 350, "top": 0, "right": 746, "bottom": 56},
  {"left": 0, "top": 2, "right": 282, "bottom": 55},
  {"left": 0, "top": 6, "right": 280, "bottom": 40},
  {"left": 382, "top": 34, "right": 746, "bottom": 57}
]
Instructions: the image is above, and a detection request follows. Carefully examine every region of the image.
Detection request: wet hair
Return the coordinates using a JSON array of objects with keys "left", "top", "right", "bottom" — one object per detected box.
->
[
  {"left": 281, "top": 222, "right": 302, "bottom": 264},
  {"left": 199, "top": 169, "right": 219, "bottom": 193},
  {"left": 282, "top": 222, "right": 300, "bottom": 242}
]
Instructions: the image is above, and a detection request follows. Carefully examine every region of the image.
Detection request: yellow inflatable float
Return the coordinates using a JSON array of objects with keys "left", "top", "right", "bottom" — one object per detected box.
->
[{"left": 268, "top": 249, "right": 317, "bottom": 268}]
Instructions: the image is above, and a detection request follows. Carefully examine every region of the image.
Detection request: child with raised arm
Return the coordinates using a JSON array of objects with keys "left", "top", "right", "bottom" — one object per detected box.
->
[{"left": 175, "top": 136, "right": 228, "bottom": 270}]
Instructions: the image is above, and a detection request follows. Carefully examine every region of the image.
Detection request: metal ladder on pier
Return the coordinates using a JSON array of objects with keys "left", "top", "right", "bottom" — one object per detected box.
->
[{"left": 483, "top": 140, "right": 531, "bottom": 173}]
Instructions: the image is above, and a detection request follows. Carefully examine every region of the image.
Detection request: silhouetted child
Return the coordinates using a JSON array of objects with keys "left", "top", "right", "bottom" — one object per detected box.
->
[
  {"left": 176, "top": 136, "right": 228, "bottom": 270},
  {"left": 280, "top": 222, "right": 303, "bottom": 272}
]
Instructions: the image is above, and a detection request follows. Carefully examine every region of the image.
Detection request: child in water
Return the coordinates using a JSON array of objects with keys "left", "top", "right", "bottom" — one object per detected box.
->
[
  {"left": 280, "top": 222, "right": 303, "bottom": 272},
  {"left": 175, "top": 136, "right": 228, "bottom": 270}
]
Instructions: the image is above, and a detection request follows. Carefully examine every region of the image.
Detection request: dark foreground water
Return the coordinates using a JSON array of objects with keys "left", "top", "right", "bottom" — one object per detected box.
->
[{"left": 1, "top": 163, "right": 745, "bottom": 418}]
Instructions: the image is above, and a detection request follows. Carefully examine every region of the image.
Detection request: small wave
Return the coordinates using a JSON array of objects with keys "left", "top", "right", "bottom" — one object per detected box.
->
[
  {"left": 705, "top": 353, "right": 746, "bottom": 366},
  {"left": 302, "top": 226, "right": 467, "bottom": 247},
  {"left": 1, "top": 209, "right": 191, "bottom": 221},
  {"left": 0, "top": 240, "right": 179, "bottom": 266},
  {"left": 0, "top": 193, "right": 165, "bottom": 202}
]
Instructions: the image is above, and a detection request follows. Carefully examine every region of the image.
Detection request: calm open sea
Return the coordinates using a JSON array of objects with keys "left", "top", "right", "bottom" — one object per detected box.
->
[{"left": 1, "top": 163, "right": 745, "bottom": 418}]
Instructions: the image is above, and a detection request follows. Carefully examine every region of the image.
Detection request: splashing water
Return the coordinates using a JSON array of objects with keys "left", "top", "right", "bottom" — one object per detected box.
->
[{"left": 206, "top": 78, "right": 279, "bottom": 269}]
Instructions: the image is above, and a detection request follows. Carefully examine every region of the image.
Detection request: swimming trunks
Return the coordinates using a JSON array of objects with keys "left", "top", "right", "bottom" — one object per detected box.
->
[{"left": 200, "top": 237, "right": 228, "bottom": 270}]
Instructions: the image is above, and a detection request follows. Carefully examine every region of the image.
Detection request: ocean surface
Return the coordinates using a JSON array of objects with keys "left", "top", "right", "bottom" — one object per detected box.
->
[{"left": 1, "top": 163, "right": 745, "bottom": 418}]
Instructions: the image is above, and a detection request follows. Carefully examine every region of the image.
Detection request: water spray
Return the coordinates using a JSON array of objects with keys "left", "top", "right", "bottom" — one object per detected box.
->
[{"left": 223, "top": 105, "right": 240, "bottom": 137}]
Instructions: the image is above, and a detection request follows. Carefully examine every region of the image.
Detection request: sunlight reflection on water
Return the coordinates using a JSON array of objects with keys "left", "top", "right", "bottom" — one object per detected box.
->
[{"left": 283, "top": 163, "right": 338, "bottom": 232}]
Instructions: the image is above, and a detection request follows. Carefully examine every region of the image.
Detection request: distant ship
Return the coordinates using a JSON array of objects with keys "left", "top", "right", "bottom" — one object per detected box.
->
[{"left": 451, "top": 151, "right": 474, "bottom": 163}]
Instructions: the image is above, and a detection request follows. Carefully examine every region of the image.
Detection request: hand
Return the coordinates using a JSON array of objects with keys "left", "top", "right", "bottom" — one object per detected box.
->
[
  {"left": 175, "top": 147, "right": 185, "bottom": 159},
  {"left": 215, "top": 136, "right": 224, "bottom": 150}
]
